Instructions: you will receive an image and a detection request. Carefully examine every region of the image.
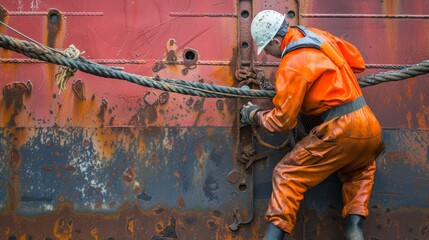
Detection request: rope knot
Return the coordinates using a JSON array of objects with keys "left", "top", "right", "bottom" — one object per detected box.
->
[
  {"left": 56, "top": 44, "right": 85, "bottom": 94},
  {"left": 62, "top": 44, "right": 82, "bottom": 59}
]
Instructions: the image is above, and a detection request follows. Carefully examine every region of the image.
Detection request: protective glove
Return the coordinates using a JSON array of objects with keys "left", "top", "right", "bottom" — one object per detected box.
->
[{"left": 240, "top": 102, "right": 260, "bottom": 126}]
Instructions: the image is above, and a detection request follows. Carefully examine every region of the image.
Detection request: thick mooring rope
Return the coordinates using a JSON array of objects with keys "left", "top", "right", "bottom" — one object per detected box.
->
[
  {"left": 1, "top": 33, "right": 429, "bottom": 98},
  {"left": 0, "top": 34, "right": 275, "bottom": 98},
  {"left": 358, "top": 61, "right": 429, "bottom": 87}
]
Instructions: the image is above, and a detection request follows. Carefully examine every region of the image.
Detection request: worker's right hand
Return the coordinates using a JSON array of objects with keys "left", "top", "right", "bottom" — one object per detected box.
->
[{"left": 240, "top": 102, "right": 260, "bottom": 126}]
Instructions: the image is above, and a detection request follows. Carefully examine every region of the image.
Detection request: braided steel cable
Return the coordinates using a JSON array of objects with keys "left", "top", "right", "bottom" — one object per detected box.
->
[
  {"left": 0, "top": 33, "right": 276, "bottom": 99},
  {"left": 358, "top": 61, "right": 429, "bottom": 87},
  {"left": 1, "top": 33, "right": 429, "bottom": 98}
]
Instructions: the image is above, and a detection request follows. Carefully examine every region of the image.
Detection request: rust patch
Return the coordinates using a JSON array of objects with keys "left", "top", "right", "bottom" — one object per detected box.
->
[
  {"left": 150, "top": 154, "right": 160, "bottom": 167},
  {"left": 152, "top": 61, "right": 166, "bottom": 72},
  {"left": 194, "top": 99, "right": 203, "bottom": 111},
  {"left": 216, "top": 100, "right": 224, "bottom": 111},
  {"left": 153, "top": 38, "right": 180, "bottom": 72},
  {"left": 7, "top": 148, "right": 22, "bottom": 213},
  {"left": 123, "top": 167, "right": 136, "bottom": 182},
  {"left": 126, "top": 217, "right": 138, "bottom": 237},
  {"left": 97, "top": 98, "right": 108, "bottom": 125},
  {"left": 158, "top": 92, "right": 169, "bottom": 105},
  {"left": 167, "top": 49, "right": 177, "bottom": 62},
  {"left": 186, "top": 98, "right": 194, "bottom": 106},
  {"left": 166, "top": 38, "right": 178, "bottom": 63},
  {"left": 8, "top": 148, "right": 21, "bottom": 176},
  {"left": 0, "top": 5, "right": 9, "bottom": 32},
  {"left": 90, "top": 228, "right": 99, "bottom": 240},
  {"left": 3, "top": 81, "right": 32, "bottom": 108},
  {"left": 157, "top": 215, "right": 178, "bottom": 239},
  {"left": 128, "top": 97, "right": 158, "bottom": 126},
  {"left": 0, "top": 5, "right": 7, "bottom": 19},
  {"left": 46, "top": 9, "right": 65, "bottom": 48},
  {"left": 2, "top": 81, "right": 32, "bottom": 126},
  {"left": 227, "top": 170, "right": 241, "bottom": 184},
  {"left": 54, "top": 217, "right": 73, "bottom": 240},
  {"left": 72, "top": 79, "right": 86, "bottom": 101},
  {"left": 181, "top": 67, "right": 189, "bottom": 75}
]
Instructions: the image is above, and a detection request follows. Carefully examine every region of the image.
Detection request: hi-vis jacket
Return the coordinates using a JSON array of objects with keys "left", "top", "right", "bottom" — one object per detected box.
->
[
  {"left": 255, "top": 26, "right": 366, "bottom": 132},
  {"left": 258, "top": 26, "right": 385, "bottom": 233}
]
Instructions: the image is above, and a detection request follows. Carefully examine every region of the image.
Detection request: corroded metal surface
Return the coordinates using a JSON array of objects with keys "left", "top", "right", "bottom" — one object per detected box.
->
[
  {"left": 0, "top": 0, "right": 238, "bottom": 128},
  {"left": 0, "top": 127, "right": 251, "bottom": 239},
  {"left": 0, "top": 0, "right": 428, "bottom": 239},
  {"left": 0, "top": 1, "right": 248, "bottom": 238}
]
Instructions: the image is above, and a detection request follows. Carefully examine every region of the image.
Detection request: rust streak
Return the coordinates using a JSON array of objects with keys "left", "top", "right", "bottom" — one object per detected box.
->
[
  {"left": 7, "top": 148, "right": 21, "bottom": 213},
  {"left": 2, "top": 81, "right": 32, "bottom": 126},
  {"left": 46, "top": 9, "right": 65, "bottom": 48},
  {"left": 97, "top": 98, "right": 108, "bottom": 125}
]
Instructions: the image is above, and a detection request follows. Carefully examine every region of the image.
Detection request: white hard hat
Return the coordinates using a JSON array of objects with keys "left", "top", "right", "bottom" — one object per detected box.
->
[{"left": 251, "top": 10, "right": 285, "bottom": 55}]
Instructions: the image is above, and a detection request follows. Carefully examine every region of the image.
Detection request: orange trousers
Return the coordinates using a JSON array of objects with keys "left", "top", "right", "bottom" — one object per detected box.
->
[{"left": 265, "top": 105, "right": 385, "bottom": 233}]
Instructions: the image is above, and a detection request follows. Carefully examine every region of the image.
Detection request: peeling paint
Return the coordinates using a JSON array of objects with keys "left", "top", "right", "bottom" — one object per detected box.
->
[{"left": 0, "top": 0, "right": 428, "bottom": 239}]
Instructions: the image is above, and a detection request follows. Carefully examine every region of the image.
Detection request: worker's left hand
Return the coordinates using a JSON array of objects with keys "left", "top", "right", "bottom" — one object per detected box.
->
[{"left": 240, "top": 102, "right": 260, "bottom": 126}]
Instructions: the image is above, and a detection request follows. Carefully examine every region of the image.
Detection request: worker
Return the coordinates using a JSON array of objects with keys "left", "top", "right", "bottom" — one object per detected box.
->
[{"left": 240, "top": 10, "right": 385, "bottom": 240}]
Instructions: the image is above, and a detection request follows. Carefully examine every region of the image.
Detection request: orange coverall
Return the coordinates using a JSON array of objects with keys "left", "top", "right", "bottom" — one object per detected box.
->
[{"left": 255, "top": 27, "right": 385, "bottom": 233}]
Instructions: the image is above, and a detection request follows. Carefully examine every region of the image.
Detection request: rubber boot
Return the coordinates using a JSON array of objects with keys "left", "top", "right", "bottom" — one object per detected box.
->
[
  {"left": 263, "top": 222, "right": 285, "bottom": 240},
  {"left": 344, "top": 214, "right": 364, "bottom": 240}
]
